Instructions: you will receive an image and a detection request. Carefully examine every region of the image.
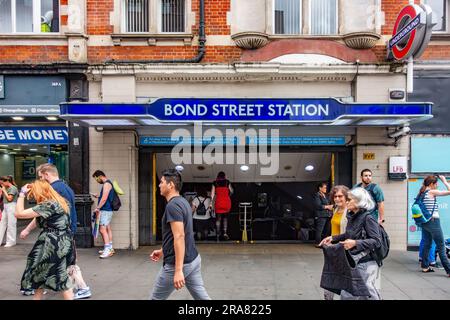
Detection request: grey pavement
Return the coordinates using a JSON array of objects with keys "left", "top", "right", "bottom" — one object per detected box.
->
[{"left": 1, "top": 226, "right": 449, "bottom": 300}]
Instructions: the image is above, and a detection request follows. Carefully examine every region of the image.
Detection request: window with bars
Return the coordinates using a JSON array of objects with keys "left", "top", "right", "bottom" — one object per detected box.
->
[
  {"left": 0, "top": 0, "right": 59, "bottom": 33},
  {"left": 161, "top": 0, "right": 185, "bottom": 33},
  {"left": 124, "top": 0, "right": 149, "bottom": 32},
  {"left": 425, "top": 0, "right": 448, "bottom": 32}
]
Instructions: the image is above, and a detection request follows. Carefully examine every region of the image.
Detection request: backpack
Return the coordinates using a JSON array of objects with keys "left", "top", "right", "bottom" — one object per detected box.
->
[
  {"left": 411, "top": 191, "right": 435, "bottom": 225},
  {"left": 362, "top": 213, "right": 390, "bottom": 267},
  {"left": 195, "top": 197, "right": 207, "bottom": 216},
  {"left": 107, "top": 181, "right": 122, "bottom": 212}
]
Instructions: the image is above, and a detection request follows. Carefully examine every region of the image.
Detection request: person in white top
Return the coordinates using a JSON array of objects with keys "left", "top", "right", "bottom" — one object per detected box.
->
[{"left": 191, "top": 192, "right": 213, "bottom": 241}]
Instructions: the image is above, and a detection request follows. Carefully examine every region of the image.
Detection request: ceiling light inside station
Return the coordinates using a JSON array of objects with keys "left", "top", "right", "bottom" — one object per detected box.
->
[
  {"left": 305, "top": 165, "right": 314, "bottom": 171},
  {"left": 240, "top": 165, "right": 250, "bottom": 172}
]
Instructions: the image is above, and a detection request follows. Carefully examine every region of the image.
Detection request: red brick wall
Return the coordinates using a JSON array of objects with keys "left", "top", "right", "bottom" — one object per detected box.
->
[
  {"left": 420, "top": 45, "right": 450, "bottom": 60},
  {"left": 88, "top": 45, "right": 241, "bottom": 63},
  {"left": 0, "top": 46, "right": 68, "bottom": 64},
  {"left": 87, "top": 0, "right": 114, "bottom": 35}
]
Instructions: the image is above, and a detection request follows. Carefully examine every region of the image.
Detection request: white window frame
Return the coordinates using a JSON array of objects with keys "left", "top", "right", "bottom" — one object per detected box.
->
[
  {"left": 121, "top": 0, "right": 150, "bottom": 33},
  {"left": 308, "top": 0, "right": 338, "bottom": 36},
  {"left": 272, "top": 0, "right": 303, "bottom": 35},
  {"left": 158, "top": 0, "right": 187, "bottom": 33},
  {"left": 1, "top": 0, "right": 60, "bottom": 34},
  {"left": 424, "top": 0, "right": 449, "bottom": 33}
]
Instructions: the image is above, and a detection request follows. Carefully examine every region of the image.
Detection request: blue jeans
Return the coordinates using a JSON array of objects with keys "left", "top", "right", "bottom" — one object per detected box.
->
[
  {"left": 421, "top": 218, "right": 450, "bottom": 274},
  {"left": 419, "top": 236, "right": 436, "bottom": 264},
  {"left": 150, "top": 254, "right": 211, "bottom": 300}
]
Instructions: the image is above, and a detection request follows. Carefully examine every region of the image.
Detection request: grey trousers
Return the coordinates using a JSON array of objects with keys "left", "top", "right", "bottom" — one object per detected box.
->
[
  {"left": 150, "top": 254, "right": 211, "bottom": 300},
  {"left": 341, "top": 260, "right": 381, "bottom": 300}
]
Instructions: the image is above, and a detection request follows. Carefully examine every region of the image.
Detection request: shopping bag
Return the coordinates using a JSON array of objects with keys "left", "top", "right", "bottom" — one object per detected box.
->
[{"left": 91, "top": 212, "right": 100, "bottom": 238}]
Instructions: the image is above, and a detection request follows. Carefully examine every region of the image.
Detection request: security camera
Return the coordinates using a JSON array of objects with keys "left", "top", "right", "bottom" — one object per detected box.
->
[{"left": 388, "top": 126, "right": 411, "bottom": 139}]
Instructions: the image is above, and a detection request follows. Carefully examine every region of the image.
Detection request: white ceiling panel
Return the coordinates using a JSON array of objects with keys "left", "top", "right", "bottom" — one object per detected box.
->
[{"left": 156, "top": 153, "right": 331, "bottom": 183}]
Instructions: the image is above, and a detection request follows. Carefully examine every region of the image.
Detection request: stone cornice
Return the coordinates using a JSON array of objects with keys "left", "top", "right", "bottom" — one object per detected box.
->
[{"left": 87, "top": 62, "right": 405, "bottom": 82}]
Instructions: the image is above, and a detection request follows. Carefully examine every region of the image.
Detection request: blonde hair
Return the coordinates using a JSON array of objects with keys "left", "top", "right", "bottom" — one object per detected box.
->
[
  {"left": 27, "top": 180, "right": 69, "bottom": 214},
  {"left": 36, "top": 163, "right": 59, "bottom": 176}
]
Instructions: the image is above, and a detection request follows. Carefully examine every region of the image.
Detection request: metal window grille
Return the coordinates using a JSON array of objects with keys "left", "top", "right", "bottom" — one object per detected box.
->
[
  {"left": 125, "top": 0, "right": 149, "bottom": 32},
  {"left": 275, "top": 0, "right": 301, "bottom": 34},
  {"left": 161, "top": 0, "right": 185, "bottom": 32},
  {"left": 310, "top": 0, "right": 337, "bottom": 35}
]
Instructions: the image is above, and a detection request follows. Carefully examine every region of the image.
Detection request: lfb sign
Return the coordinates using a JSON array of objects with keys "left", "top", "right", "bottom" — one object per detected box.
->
[
  {"left": 389, "top": 156, "right": 408, "bottom": 181},
  {"left": 387, "top": 4, "right": 434, "bottom": 61}
]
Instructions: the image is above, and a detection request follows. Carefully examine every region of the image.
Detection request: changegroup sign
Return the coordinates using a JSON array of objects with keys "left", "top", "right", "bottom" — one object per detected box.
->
[{"left": 387, "top": 4, "right": 434, "bottom": 61}]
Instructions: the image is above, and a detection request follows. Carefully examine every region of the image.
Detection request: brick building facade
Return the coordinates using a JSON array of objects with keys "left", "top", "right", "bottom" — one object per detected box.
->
[{"left": 1, "top": 0, "right": 448, "bottom": 250}]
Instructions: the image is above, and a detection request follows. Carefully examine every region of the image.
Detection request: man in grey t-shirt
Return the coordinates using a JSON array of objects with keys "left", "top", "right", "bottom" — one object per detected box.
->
[{"left": 149, "top": 169, "right": 210, "bottom": 300}]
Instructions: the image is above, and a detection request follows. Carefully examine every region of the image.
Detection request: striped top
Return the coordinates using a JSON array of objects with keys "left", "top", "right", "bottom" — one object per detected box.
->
[{"left": 423, "top": 191, "right": 439, "bottom": 218}]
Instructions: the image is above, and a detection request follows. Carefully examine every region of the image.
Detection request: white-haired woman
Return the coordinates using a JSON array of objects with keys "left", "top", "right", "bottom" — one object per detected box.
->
[{"left": 320, "top": 187, "right": 382, "bottom": 300}]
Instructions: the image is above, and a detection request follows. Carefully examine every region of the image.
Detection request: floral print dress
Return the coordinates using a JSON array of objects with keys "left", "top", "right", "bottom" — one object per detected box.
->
[{"left": 20, "top": 201, "right": 75, "bottom": 292}]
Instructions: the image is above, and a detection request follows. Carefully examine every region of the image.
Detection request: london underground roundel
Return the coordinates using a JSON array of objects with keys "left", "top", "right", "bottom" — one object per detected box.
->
[{"left": 387, "top": 4, "right": 434, "bottom": 61}]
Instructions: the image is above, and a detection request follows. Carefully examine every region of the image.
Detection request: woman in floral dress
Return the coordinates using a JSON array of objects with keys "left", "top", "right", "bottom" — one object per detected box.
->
[{"left": 15, "top": 180, "right": 75, "bottom": 300}]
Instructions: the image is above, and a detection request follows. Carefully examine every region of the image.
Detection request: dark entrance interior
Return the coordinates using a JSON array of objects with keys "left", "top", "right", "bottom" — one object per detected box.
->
[{"left": 138, "top": 147, "right": 352, "bottom": 245}]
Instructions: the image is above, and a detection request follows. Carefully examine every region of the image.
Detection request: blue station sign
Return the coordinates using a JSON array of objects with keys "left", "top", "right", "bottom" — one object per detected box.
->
[
  {"left": 140, "top": 136, "right": 346, "bottom": 146},
  {"left": 60, "top": 98, "right": 433, "bottom": 126},
  {"left": 0, "top": 127, "right": 68, "bottom": 144}
]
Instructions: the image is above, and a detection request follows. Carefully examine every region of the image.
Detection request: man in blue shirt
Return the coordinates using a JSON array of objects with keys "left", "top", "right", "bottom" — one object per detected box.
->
[
  {"left": 36, "top": 163, "right": 92, "bottom": 299},
  {"left": 353, "top": 169, "right": 385, "bottom": 225},
  {"left": 92, "top": 170, "right": 115, "bottom": 259}
]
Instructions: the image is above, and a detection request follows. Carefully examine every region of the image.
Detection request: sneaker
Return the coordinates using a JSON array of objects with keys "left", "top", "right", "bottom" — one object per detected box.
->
[
  {"left": 21, "top": 289, "right": 35, "bottom": 296},
  {"left": 99, "top": 249, "right": 113, "bottom": 259},
  {"left": 223, "top": 234, "right": 230, "bottom": 241},
  {"left": 98, "top": 248, "right": 115, "bottom": 255},
  {"left": 4, "top": 243, "right": 16, "bottom": 248},
  {"left": 430, "top": 263, "right": 445, "bottom": 270},
  {"left": 74, "top": 287, "right": 92, "bottom": 300}
]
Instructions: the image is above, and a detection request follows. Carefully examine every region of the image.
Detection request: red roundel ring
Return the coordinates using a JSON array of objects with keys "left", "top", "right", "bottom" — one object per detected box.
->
[{"left": 392, "top": 5, "right": 419, "bottom": 60}]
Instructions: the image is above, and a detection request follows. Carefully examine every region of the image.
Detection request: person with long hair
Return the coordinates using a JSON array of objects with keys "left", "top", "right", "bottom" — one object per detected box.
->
[
  {"left": 416, "top": 175, "right": 450, "bottom": 276},
  {"left": 322, "top": 185, "right": 349, "bottom": 300},
  {"left": 210, "top": 171, "right": 233, "bottom": 241},
  {"left": 15, "top": 180, "right": 75, "bottom": 300},
  {"left": 0, "top": 175, "right": 19, "bottom": 247}
]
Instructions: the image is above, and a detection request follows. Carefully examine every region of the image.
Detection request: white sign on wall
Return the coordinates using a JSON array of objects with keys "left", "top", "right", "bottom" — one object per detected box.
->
[{"left": 389, "top": 156, "right": 408, "bottom": 180}]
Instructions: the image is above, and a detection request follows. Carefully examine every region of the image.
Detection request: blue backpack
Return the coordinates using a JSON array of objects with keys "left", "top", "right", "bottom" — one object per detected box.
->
[{"left": 411, "top": 191, "right": 436, "bottom": 225}]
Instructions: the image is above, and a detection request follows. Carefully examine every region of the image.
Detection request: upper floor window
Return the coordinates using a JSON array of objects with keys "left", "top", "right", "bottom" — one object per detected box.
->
[
  {"left": 425, "top": 0, "right": 448, "bottom": 32},
  {"left": 122, "top": 0, "right": 186, "bottom": 33},
  {"left": 310, "top": 0, "right": 337, "bottom": 35},
  {"left": 273, "top": 0, "right": 338, "bottom": 35},
  {"left": 0, "top": 0, "right": 59, "bottom": 33},
  {"left": 124, "top": 0, "right": 149, "bottom": 32},
  {"left": 161, "top": 0, "right": 185, "bottom": 32},
  {"left": 275, "top": 0, "right": 302, "bottom": 34}
]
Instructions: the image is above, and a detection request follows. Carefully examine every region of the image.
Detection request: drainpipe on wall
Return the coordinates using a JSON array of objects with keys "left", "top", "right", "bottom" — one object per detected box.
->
[
  {"left": 105, "top": 0, "right": 206, "bottom": 64},
  {"left": 407, "top": 0, "right": 414, "bottom": 93}
]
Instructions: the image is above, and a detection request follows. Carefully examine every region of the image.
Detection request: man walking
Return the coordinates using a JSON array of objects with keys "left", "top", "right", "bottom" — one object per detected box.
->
[
  {"left": 354, "top": 169, "right": 385, "bottom": 224},
  {"left": 92, "top": 170, "right": 115, "bottom": 259},
  {"left": 150, "top": 169, "right": 210, "bottom": 300}
]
